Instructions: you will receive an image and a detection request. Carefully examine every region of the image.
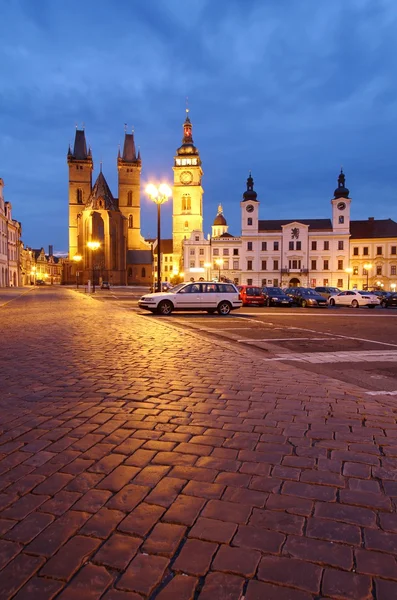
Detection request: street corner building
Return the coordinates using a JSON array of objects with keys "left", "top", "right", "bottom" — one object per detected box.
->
[{"left": 65, "top": 128, "right": 152, "bottom": 286}]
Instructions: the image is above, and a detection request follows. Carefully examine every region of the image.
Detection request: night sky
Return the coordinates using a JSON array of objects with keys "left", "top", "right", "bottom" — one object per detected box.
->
[{"left": 1, "top": 0, "right": 397, "bottom": 254}]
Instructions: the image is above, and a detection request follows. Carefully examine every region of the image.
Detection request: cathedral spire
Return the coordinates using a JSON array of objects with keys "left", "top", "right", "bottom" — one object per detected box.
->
[{"left": 72, "top": 129, "right": 89, "bottom": 160}]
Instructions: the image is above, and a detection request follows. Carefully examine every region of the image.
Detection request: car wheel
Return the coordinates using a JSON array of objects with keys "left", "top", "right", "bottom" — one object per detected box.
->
[
  {"left": 266, "top": 298, "right": 271, "bottom": 307},
  {"left": 329, "top": 298, "right": 335, "bottom": 306},
  {"left": 301, "top": 299, "right": 307, "bottom": 308},
  {"left": 207, "top": 309, "right": 216, "bottom": 314},
  {"left": 381, "top": 301, "right": 387, "bottom": 308},
  {"left": 218, "top": 301, "right": 231, "bottom": 315},
  {"left": 351, "top": 300, "right": 359, "bottom": 308},
  {"left": 157, "top": 300, "right": 173, "bottom": 315}
]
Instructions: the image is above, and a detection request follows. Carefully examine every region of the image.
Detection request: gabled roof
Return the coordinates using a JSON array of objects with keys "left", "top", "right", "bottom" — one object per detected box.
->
[
  {"left": 86, "top": 172, "right": 118, "bottom": 211},
  {"left": 153, "top": 239, "right": 173, "bottom": 255},
  {"left": 127, "top": 250, "right": 152, "bottom": 265},
  {"left": 258, "top": 219, "right": 332, "bottom": 232},
  {"left": 350, "top": 218, "right": 397, "bottom": 239},
  {"left": 219, "top": 232, "right": 235, "bottom": 238}
]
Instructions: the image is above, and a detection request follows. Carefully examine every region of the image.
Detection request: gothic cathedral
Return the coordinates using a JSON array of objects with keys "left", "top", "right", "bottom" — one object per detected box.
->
[{"left": 67, "top": 128, "right": 152, "bottom": 286}]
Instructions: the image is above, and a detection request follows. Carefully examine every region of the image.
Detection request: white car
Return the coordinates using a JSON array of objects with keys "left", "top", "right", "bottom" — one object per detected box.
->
[
  {"left": 328, "top": 290, "right": 380, "bottom": 309},
  {"left": 138, "top": 281, "right": 242, "bottom": 315}
]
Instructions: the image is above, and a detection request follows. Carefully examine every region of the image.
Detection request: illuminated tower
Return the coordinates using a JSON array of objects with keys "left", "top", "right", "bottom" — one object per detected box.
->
[
  {"left": 172, "top": 110, "right": 203, "bottom": 266},
  {"left": 67, "top": 129, "right": 93, "bottom": 258},
  {"left": 117, "top": 131, "right": 143, "bottom": 249}
]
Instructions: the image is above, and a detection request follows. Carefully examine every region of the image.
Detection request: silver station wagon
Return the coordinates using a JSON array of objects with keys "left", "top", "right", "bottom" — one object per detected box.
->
[{"left": 138, "top": 281, "right": 243, "bottom": 316}]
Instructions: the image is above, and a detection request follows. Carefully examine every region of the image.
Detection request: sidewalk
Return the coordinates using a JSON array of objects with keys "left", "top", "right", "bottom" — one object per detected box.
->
[{"left": 0, "top": 288, "right": 396, "bottom": 599}]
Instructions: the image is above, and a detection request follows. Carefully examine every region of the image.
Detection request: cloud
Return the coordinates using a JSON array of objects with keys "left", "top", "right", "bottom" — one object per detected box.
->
[{"left": 0, "top": 0, "right": 397, "bottom": 249}]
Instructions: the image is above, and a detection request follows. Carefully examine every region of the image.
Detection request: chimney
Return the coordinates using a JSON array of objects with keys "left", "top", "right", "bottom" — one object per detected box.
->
[
  {"left": 48, "top": 245, "right": 53, "bottom": 256},
  {"left": 368, "top": 217, "right": 374, "bottom": 221}
]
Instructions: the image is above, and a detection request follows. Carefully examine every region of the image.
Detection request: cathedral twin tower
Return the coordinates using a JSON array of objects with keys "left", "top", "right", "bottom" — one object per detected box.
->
[{"left": 67, "top": 112, "right": 203, "bottom": 285}]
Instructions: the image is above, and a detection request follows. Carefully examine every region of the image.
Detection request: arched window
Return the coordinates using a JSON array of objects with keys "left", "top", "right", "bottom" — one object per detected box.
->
[
  {"left": 76, "top": 189, "right": 83, "bottom": 204},
  {"left": 141, "top": 267, "right": 146, "bottom": 278},
  {"left": 127, "top": 191, "right": 132, "bottom": 206},
  {"left": 184, "top": 221, "right": 189, "bottom": 229},
  {"left": 128, "top": 215, "right": 133, "bottom": 229},
  {"left": 182, "top": 194, "right": 191, "bottom": 211}
]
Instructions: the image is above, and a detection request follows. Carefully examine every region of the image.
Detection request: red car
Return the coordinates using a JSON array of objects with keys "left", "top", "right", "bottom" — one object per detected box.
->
[{"left": 237, "top": 285, "right": 265, "bottom": 307}]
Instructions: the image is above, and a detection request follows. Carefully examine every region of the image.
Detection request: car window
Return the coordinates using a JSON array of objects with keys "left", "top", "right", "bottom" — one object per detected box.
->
[
  {"left": 316, "top": 287, "right": 325, "bottom": 292},
  {"left": 246, "top": 287, "right": 262, "bottom": 296},
  {"left": 178, "top": 284, "right": 198, "bottom": 294},
  {"left": 221, "top": 284, "right": 236, "bottom": 293},
  {"left": 205, "top": 284, "right": 218, "bottom": 293}
]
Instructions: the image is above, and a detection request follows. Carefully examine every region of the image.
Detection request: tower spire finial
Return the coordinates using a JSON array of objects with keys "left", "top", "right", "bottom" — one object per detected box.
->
[
  {"left": 100, "top": 160, "right": 103, "bottom": 173},
  {"left": 186, "top": 96, "right": 189, "bottom": 114},
  {"left": 124, "top": 123, "right": 127, "bottom": 133}
]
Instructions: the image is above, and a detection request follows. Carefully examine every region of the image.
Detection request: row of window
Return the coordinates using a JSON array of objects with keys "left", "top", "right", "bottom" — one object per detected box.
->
[
  {"left": 353, "top": 246, "right": 396, "bottom": 256},
  {"left": 175, "top": 159, "right": 199, "bottom": 166}
]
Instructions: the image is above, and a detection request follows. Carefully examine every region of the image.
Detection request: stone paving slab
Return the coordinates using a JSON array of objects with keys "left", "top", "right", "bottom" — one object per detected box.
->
[{"left": 0, "top": 288, "right": 396, "bottom": 599}]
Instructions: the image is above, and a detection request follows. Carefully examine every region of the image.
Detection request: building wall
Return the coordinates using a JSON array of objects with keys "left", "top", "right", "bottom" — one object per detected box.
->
[{"left": 349, "top": 237, "right": 397, "bottom": 291}]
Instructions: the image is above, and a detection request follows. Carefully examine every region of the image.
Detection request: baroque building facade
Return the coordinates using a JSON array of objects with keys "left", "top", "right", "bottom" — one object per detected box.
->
[{"left": 182, "top": 170, "right": 397, "bottom": 291}]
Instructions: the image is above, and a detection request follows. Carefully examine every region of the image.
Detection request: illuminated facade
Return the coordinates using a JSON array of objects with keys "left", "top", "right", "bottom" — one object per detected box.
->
[
  {"left": 0, "top": 178, "right": 21, "bottom": 287},
  {"left": 67, "top": 128, "right": 152, "bottom": 286}
]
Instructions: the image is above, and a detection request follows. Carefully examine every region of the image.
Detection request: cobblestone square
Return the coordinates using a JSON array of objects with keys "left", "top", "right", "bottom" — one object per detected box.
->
[{"left": 0, "top": 288, "right": 396, "bottom": 599}]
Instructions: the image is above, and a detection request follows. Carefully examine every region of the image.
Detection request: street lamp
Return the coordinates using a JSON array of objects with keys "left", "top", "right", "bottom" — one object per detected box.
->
[
  {"left": 345, "top": 267, "right": 353, "bottom": 290},
  {"left": 146, "top": 183, "right": 172, "bottom": 292},
  {"left": 87, "top": 241, "right": 100, "bottom": 293},
  {"left": 215, "top": 258, "right": 224, "bottom": 281},
  {"left": 363, "top": 263, "right": 372, "bottom": 291},
  {"left": 73, "top": 254, "right": 83, "bottom": 289},
  {"left": 204, "top": 262, "right": 212, "bottom": 281}
]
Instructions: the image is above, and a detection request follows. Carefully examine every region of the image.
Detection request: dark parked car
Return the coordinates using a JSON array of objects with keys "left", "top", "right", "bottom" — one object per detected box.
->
[
  {"left": 286, "top": 287, "right": 328, "bottom": 307},
  {"left": 262, "top": 286, "right": 293, "bottom": 307},
  {"left": 314, "top": 286, "right": 341, "bottom": 299},
  {"left": 382, "top": 293, "right": 397, "bottom": 308},
  {"left": 101, "top": 281, "right": 110, "bottom": 290},
  {"left": 35, "top": 279, "right": 46, "bottom": 286}
]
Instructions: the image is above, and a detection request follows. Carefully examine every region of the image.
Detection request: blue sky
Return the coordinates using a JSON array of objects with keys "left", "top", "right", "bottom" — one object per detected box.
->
[{"left": 1, "top": 0, "right": 397, "bottom": 253}]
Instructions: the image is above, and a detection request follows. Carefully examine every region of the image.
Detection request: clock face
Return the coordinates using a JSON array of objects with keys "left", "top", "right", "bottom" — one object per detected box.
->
[
  {"left": 337, "top": 202, "right": 346, "bottom": 210},
  {"left": 180, "top": 171, "right": 193, "bottom": 184},
  {"left": 246, "top": 204, "right": 254, "bottom": 213}
]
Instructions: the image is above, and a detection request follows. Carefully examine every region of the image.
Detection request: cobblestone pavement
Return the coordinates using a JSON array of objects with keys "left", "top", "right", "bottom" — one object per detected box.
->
[{"left": 0, "top": 288, "right": 396, "bottom": 599}]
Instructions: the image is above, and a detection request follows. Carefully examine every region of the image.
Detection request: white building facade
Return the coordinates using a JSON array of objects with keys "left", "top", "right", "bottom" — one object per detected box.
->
[{"left": 183, "top": 170, "right": 397, "bottom": 291}]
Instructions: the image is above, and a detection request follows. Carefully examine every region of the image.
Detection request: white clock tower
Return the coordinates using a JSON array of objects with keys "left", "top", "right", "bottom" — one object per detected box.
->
[{"left": 172, "top": 110, "right": 203, "bottom": 268}]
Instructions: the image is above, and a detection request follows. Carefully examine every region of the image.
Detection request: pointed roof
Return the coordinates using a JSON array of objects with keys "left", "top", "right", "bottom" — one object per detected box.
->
[
  {"left": 73, "top": 129, "right": 89, "bottom": 160},
  {"left": 176, "top": 109, "right": 199, "bottom": 157},
  {"left": 122, "top": 133, "right": 137, "bottom": 162},
  {"left": 86, "top": 172, "right": 118, "bottom": 211}
]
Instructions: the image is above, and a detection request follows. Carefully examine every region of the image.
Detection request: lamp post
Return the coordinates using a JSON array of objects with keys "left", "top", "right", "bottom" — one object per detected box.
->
[
  {"left": 73, "top": 254, "right": 82, "bottom": 289},
  {"left": 87, "top": 241, "right": 100, "bottom": 293},
  {"left": 345, "top": 267, "right": 353, "bottom": 290},
  {"left": 145, "top": 183, "right": 172, "bottom": 292},
  {"left": 204, "top": 262, "right": 212, "bottom": 281},
  {"left": 215, "top": 258, "right": 224, "bottom": 281},
  {"left": 364, "top": 263, "right": 372, "bottom": 291}
]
